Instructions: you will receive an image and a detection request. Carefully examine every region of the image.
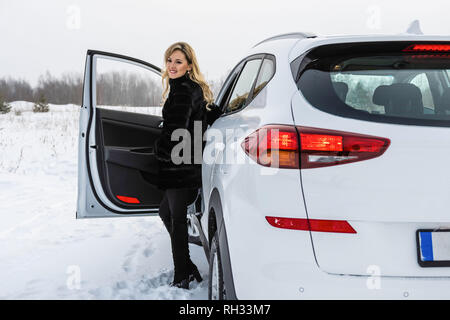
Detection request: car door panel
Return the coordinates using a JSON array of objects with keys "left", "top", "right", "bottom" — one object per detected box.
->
[{"left": 95, "top": 108, "right": 162, "bottom": 208}]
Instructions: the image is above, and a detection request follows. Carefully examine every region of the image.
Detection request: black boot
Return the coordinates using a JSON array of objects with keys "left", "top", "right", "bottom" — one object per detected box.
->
[
  {"left": 170, "top": 262, "right": 202, "bottom": 289},
  {"left": 188, "top": 262, "right": 203, "bottom": 283},
  {"left": 170, "top": 277, "right": 189, "bottom": 289}
]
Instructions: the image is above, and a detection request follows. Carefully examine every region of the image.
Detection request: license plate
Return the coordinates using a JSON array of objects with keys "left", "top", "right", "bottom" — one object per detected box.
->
[{"left": 417, "top": 230, "right": 450, "bottom": 267}]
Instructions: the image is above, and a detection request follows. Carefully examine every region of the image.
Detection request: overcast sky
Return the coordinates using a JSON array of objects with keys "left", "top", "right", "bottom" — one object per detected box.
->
[{"left": 1, "top": 0, "right": 450, "bottom": 85}]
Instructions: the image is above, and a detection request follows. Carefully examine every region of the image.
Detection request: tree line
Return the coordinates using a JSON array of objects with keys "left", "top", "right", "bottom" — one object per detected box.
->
[
  {"left": 0, "top": 72, "right": 82, "bottom": 105},
  {"left": 0, "top": 71, "right": 226, "bottom": 107}
]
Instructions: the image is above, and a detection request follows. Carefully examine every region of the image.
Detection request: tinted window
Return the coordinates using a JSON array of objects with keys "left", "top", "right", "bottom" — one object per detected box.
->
[
  {"left": 295, "top": 42, "right": 450, "bottom": 126},
  {"left": 252, "top": 58, "right": 275, "bottom": 98},
  {"left": 225, "top": 59, "right": 261, "bottom": 113},
  {"left": 331, "top": 73, "right": 394, "bottom": 114},
  {"left": 216, "top": 61, "right": 244, "bottom": 110}
]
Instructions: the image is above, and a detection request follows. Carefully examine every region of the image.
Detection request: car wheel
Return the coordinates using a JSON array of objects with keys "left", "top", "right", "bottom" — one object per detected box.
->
[{"left": 208, "top": 231, "right": 226, "bottom": 300}]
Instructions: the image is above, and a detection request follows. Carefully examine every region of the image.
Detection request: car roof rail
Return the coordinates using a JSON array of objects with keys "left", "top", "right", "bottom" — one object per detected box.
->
[{"left": 252, "top": 32, "right": 317, "bottom": 48}]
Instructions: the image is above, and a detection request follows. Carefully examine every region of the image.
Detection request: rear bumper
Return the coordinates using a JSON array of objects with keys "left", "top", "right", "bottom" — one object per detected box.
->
[
  {"left": 228, "top": 217, "right": 450, "bottom": 299},
  {"left": 233, "top": 249, "right": 450, "bottom": 299},
  {"left": 238, "top": 265, "right": 450, "bottom": 300},
  {"left": 218, "top": 159, "right": 450, "bottom": 299}
]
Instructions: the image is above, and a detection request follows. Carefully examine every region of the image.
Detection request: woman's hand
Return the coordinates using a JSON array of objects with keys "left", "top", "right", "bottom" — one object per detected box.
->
[{"left": 206, "top": 103, "right": 223, "bottom": 126}]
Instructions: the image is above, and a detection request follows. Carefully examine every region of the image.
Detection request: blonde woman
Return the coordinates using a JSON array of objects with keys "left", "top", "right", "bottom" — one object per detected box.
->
[{"left": 154, "top": 42, "right": 220, "bottom": 289}]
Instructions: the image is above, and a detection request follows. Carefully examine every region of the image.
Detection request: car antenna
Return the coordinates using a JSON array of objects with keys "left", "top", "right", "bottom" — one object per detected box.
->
[{"left": 405, "top": 20, "right": 423, "bottom": 35}]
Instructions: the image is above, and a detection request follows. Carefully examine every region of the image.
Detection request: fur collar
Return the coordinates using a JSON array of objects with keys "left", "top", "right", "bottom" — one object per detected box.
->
[{"left": 169, "top": 73, "right": 190, "bottom": 87}]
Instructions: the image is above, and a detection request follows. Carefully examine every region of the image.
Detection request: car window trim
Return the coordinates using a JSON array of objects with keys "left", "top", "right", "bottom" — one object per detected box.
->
[
  {"left": 216, "top": 61, "right": 243, "bottom": 106},
  {"left": 218, "top": 62, "right": 244, "bottom": 111},
  {"left": 248, "top": 55, "right": 276, "bottom": 103},
  {"left": 223, "top": 55, "right": 264, "bottom": 114},
  {"left": 244, "top": 58, "right": 264, "bottom": 107},
  {"left": 222, "top": 53, "right": 275, "bottom": 116}
]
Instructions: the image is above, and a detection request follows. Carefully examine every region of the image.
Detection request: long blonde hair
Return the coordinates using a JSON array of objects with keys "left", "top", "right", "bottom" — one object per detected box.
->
[{"left": 161, "top": 42, "right": 214, "bottom": 110}]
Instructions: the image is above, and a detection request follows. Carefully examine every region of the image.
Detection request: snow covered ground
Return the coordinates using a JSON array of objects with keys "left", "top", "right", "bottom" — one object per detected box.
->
[{"left": 0, "top": 102, "right": 208, "bottom": 299}]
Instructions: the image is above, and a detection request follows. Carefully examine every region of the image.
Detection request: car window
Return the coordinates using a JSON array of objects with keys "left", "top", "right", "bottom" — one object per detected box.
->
[
  {"left": 225, "top": 59, "right": 262, "bottom": 113},
  {"left": 251, "top": 58, "right": 275, "bottom": 99},
  {"left": 330, "top": 73, "right": 394, "bottom": 114},
  {"left": 216, "top": 61, "right": 244, "bottom": 110},
  {"left": 95, "top": 56, "right": 162, "bottom": 116}
]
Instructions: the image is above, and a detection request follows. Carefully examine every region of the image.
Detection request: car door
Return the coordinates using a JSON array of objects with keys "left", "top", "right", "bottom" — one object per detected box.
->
[
  {"left": 77, "top": 50, "right": 164, "bottom": 218},
  {"left": 202, "top": 56, "right": 260, "bottom": 198},
  {"left": 202, "top": 54, "right": 270, "bottom": 234}
]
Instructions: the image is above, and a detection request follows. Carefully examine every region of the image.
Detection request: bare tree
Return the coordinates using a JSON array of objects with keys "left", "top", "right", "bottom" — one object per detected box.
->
[{"left": 0, "top": 77, "right": 33, "bottom": 102}]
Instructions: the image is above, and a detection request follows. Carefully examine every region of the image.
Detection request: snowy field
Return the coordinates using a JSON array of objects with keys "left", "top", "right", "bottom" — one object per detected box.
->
[{"left": 0, "top": 102, "right": 208, "bottom": 299}]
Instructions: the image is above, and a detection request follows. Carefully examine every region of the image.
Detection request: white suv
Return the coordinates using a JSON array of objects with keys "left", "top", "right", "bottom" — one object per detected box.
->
[{"left": 77, "top": 33, "right": 450, "bottom": 299}]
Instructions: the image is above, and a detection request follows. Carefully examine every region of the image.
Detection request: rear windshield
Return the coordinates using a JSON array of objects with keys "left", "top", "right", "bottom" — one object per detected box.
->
[{"left": 294, "top": 42, "right": 450, "bottom": 127}]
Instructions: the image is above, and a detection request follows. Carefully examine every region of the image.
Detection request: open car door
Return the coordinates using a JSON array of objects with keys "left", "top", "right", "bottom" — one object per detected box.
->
[{"left": 77, "top": 50, "right": 164, "bottom": 218}]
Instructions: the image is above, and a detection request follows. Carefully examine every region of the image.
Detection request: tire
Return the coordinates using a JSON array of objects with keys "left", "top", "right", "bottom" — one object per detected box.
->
[{"left": 208, "top": 231, "right": 226, "bottom": 300}]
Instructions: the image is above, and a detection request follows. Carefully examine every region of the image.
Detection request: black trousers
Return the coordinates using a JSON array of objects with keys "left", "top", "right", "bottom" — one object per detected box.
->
[{"left": 159, "top": 187, "right": 198, "bottom": 281}]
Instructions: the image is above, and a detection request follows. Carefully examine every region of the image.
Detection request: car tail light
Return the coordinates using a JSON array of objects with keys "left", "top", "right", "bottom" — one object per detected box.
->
[
  {"left": 241, "top": 125, "right": 390, "bottom": 169},
  {"left": 298, "top": 126, "right": 390, "bottom": 169},
  {"left": 266, "top": 216, "right": 356, "bottom": 234},
  {"left": 403, "top": 44, "right": 450, "bottom": 52},
  {"left": 116, "top": 195, "right": 140, "bottom": 204},
  {"left": 241, "top": 125, "right": 299, "bottom": 169}
]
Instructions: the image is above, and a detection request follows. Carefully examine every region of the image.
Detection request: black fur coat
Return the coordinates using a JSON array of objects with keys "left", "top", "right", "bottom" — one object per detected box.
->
[{"left": 154, "top": 73, "right": 222, "bottom": 190}]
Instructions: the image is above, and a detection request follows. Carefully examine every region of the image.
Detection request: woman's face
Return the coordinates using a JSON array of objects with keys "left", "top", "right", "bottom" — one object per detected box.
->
[{"left": 166, "top": 49, "right": 192, "bottom": 79}]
